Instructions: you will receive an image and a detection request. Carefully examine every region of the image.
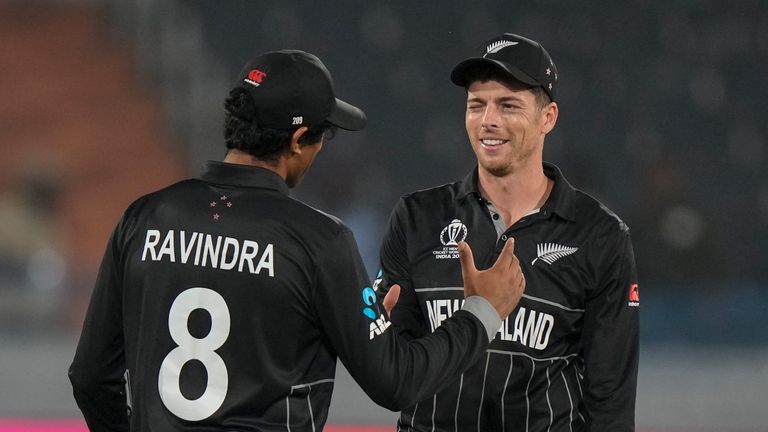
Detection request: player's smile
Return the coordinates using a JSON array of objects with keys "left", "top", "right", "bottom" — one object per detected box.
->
[{"left": 479, "top": 137, "right": 509, "bottom": 150}]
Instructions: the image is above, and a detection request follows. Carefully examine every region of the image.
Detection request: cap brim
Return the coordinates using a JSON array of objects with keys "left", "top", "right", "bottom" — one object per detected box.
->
[
  {"left": 327, "top": 98, "right": 367, "bottom": 131},
  {"left": 450, "top": 58, "right": 539, "bottom": 88}
]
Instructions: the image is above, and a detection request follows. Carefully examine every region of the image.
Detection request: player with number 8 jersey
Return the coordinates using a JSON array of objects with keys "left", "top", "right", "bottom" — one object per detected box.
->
[{"left": 68, "top": 50, "right": 526, "bottom": 431}]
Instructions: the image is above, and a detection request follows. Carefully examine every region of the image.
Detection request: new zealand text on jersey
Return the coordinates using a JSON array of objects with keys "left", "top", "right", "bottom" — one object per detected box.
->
[
  {"left": 141, "top": 229, "right": 274, "bottom": 276},
  {"left": 426, "top": 299, "right": 554, "bottom": 350}
]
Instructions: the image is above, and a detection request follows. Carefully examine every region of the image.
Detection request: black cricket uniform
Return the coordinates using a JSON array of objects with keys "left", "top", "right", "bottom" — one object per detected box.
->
[
  {"left": 378, "top": 163, "right": 639, "bottom": 432},
  {"left": 69, "top": 161, "right": 502, "bottom": 432}
]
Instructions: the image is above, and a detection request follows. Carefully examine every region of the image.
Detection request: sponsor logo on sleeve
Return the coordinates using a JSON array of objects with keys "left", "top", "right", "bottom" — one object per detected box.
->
[
  {"left": 361, "top": 286, "right": 391, "bottom": 339},
  {"left": 372, "top": 269, "right": 383, "bottom": 292},
  {"left": 628, "top": 283, "right": 640, "bottom": 307}
]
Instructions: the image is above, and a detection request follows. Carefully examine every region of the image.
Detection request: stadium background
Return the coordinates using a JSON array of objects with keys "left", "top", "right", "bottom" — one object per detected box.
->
[{"left": 1, "top": 0, "right": 767, "bottom": 430}]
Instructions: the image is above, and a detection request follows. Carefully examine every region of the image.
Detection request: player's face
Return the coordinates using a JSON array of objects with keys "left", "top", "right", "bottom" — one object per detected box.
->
[{"left": 465, "top": 79, "right": 552, "bottom": 177}]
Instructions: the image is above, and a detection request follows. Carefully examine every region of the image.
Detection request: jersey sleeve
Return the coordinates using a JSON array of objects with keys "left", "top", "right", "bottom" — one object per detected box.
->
[
  {"left": 376, "top": 198, "right": 429, "bottom": 340},
  {"left": 581, "top": 225, "right": 639, "bottom": 431},
  {"left": 68, "top": 221, "right": 130, "bottom": 432},
  {"left": 312, "top": 227, "right": 491, "bottom": 411}
]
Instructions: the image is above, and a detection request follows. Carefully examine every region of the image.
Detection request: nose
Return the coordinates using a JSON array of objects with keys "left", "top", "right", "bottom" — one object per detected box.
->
[{"left": 481, "top": 105, "right": 500, "bottom": 129}]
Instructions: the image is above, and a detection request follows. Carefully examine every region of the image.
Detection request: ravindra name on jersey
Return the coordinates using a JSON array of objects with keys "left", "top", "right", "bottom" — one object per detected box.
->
[{"left": 140, "top": 229, "right": 275, "bottom": 276}]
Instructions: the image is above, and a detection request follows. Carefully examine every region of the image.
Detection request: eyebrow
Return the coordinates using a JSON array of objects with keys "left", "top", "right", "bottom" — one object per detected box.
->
[{"left": 467, "top": 95, "right": 526, "bottom": 104}]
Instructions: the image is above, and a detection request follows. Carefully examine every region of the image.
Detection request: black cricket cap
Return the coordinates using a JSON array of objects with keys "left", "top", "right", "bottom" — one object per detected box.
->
[
  {"left": 451, "top": 33, "right": 558, "bottom": 102},
  {"left": 235, "top": 49, "right": 367, "bottom": 130}
]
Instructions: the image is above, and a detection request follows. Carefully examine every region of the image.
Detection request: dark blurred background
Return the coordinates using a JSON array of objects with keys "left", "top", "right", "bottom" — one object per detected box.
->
[{"left": 1, "top": 0, "right": 766, "bottom": 430}]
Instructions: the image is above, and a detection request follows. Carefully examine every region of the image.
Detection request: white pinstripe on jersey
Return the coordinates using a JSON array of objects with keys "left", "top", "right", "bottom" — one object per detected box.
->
[
  {"left": 561, "top": 368, "right": 574, "bottom": 432},
  {"left": 545, "top": 360, "right": 553, "bottom": 432},
  {"left": 500, "top": 355, "right": 514, "bottom": 430},
  {"left": 454, "top": 373, "right": 464, "bottom": 432},
  {"left": 476, "top": 352, "right": 491, "bottom": 432},
  {"left": 286, "top": 379, "right": 334, "bottom": 432},
  {"left": 525, "top": 357, "right": 535, "bottom": 432}
]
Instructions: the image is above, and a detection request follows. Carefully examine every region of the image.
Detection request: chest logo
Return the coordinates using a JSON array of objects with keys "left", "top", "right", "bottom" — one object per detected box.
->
[
  {"left": 433, "top": 219, "right": 467, "bottom": 260},
  {"left": 531, "top": 243, "right": 578, "bottom": 265},
  {"left": 440, "top": 219, "right": 468, "bottom": 246}
]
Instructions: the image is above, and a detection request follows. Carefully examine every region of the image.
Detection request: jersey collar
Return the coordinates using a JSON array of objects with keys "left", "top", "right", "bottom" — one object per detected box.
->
[
  {"left": 199, "top": 161, "right": 290, "bottom": 196},
  {"left": 457, "top": 162, "right": 577, "bottom": 222}
]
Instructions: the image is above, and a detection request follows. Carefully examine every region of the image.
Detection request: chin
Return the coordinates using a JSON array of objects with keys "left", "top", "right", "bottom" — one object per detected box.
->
[
  {"left": 485, "top": 167, "right": 513, "bottom": 177},
  {"left": 478, "top": 160, "right": 513, "bottom": 177}
]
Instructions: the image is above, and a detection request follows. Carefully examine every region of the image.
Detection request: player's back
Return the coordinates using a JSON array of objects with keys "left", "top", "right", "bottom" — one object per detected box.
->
[{"left": 116, "top": 163, "right": 348, "bottom": 431}]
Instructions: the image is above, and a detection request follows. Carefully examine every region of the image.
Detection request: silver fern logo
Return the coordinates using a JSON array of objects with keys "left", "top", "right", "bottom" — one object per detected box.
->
[
  {"left": 484, "top": 40, "right": 518, "bottom": 57},
  {"left": 531, "top": 243, "right": 578, "bottom": 265}
]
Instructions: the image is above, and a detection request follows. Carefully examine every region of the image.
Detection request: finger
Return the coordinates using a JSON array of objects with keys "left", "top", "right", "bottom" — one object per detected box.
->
[
  {"left": 382, "top": 284, "right": 401, "bottom": 316},
  {"left": 457, "top": 241, "right": 477, "bottom": 277},
  {"left": 492, "top": 237, "right": 516, "bottom": 269}
]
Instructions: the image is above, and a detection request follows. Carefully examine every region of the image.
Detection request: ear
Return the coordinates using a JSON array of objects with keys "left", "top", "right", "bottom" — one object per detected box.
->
[
  {"left": 541, "top": 102, "right": 559, "bottom": 135},
  {"left": 288, "top": 126, "right": 309, "bottom": 155}
]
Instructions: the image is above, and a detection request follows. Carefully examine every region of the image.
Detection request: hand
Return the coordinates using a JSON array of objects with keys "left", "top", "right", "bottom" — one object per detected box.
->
[
  {"left": 458, "top": 239, "right": 525, "bottom": 320},
  {"left": 382, "top": 284, "right": 401, "bottom": 317}
]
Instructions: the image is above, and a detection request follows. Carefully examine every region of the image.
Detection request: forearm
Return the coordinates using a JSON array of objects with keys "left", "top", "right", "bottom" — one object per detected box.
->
[
  {"left": 353, "top": 297, "right": 499, "bottom": 410},
  {"left": 581, "top": 226, "right": 639, "bottom": 431},
  {"left": 69, "top": 226, "right": 130, "bottom": 431},
  {"left": 69, "top": 362, "right": 129, "bottom": 431}
]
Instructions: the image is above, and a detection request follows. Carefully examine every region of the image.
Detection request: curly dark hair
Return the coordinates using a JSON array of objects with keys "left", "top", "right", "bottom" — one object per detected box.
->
[{"left": 223, "top": 87, "right": 336, "bottom": 161}]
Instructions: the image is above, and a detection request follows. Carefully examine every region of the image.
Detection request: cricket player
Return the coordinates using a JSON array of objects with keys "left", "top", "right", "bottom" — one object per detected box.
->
[{"left": 377, "top": 34, "right": 640, "bottom": 431}]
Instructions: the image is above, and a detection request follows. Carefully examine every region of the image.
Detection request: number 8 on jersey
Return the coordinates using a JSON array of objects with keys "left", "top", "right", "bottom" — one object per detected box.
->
[{"left": 159, "top": 287, "right": 231, "bottom": 421}]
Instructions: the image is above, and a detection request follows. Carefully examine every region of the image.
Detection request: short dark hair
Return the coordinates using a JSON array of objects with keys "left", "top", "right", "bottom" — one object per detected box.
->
[
  {"left": 463, "top": 64, "right": 551, "bottom": 110},
  {"left": 223, "top": 87, "right": 336, "bottom": 161}
]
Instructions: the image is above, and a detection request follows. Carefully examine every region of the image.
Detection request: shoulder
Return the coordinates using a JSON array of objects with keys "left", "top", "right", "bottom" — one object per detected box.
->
[
  {"left": 289, "top": 198, "right": 351, "bottom": 236},
  {"left": 571, "top": 188, "right": 630, "bottom": 241},
  {"left": 396, "top": 180, "right": 464, "bottom": 214},
  {"left": 120, "top": 179, "right": 196, "bottom": 220}
]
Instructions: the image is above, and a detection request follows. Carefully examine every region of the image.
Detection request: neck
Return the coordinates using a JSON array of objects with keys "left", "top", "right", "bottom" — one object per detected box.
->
[
  {"left": 477, "top": 161, "right": 553, "bottom": 227},
  {"left": 223, "top": 150, "right": 288, "bottom": 181}
]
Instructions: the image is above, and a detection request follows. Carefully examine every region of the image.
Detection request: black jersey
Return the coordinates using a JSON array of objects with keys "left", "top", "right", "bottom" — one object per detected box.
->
[
  {"left": 69, "top": 161, "right": 502, "bottom": 432},
  {"left": 377, "top": 163, "right": 639, "bottom": 432}
]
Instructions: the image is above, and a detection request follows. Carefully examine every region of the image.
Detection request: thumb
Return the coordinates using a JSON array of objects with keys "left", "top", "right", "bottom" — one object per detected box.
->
[
  {"left": 382, "top": 284, "right": 401, "bottom": 317},
  {"left": 458, "top": 241, "right": 477, "bottom": 278},
  {"left": 492, "top": 237, "right": 516, "bottom": 269}
]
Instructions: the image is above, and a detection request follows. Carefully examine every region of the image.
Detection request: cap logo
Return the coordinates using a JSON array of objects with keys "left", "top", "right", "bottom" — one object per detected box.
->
[
  {"left": 483, "top": 40, "right": 518, "bottom": 57},
  {"left": 244, "top": 69, "right": 267, "bottom": 87}
]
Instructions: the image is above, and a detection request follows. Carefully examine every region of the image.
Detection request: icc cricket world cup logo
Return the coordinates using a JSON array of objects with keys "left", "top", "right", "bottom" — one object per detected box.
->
[{"left": 440, "top": 219, "right": 468, "bottom": 246}]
